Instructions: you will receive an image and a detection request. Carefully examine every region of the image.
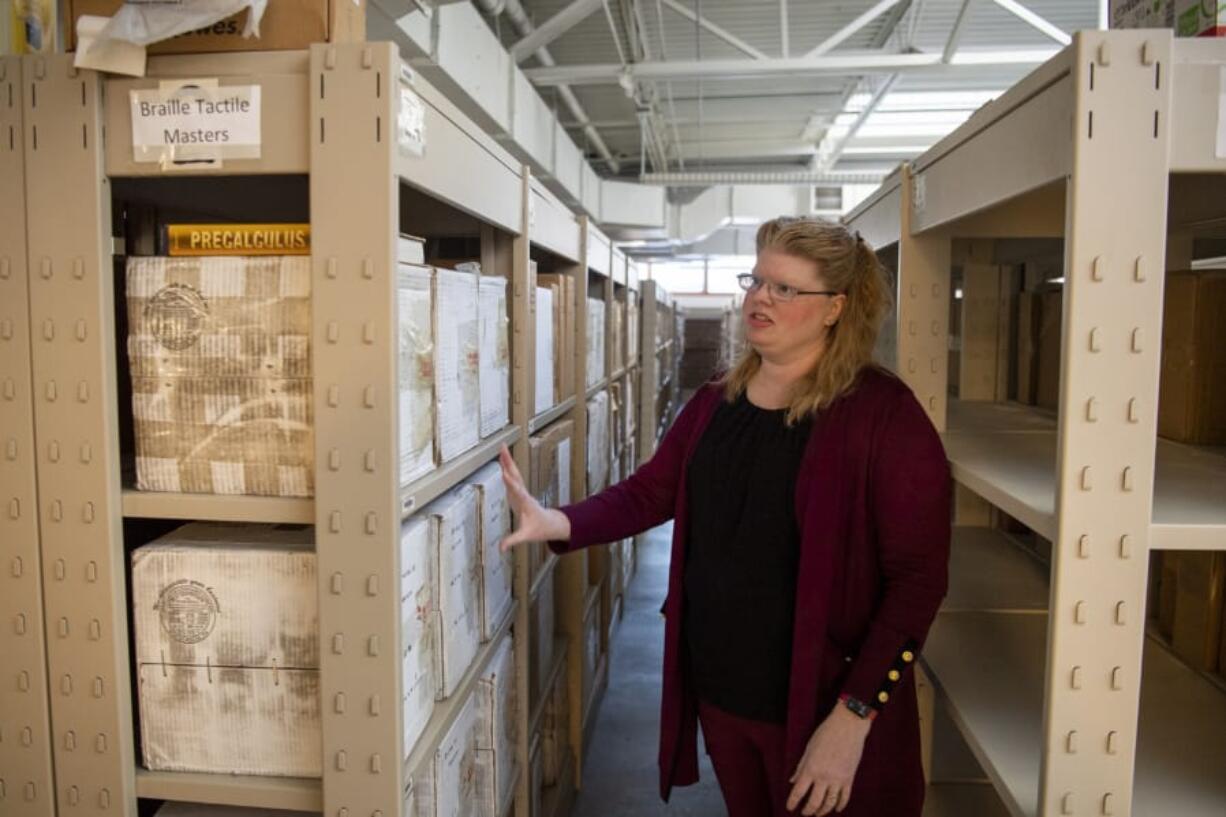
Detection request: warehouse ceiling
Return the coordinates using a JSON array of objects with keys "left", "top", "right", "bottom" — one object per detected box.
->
[{"left": 477, "top": 0, "right": 1101, "bottom": 186}]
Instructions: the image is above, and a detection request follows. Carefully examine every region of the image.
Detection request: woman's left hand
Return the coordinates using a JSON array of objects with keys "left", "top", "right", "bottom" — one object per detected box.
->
[{"left": 786, "top": 705, "right": 871, "bottom": 815}]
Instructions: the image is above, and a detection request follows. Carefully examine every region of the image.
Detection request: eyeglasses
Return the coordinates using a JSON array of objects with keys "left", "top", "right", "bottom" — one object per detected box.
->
[{"left": 736, "top": 273, "right": 840, "bottom": 303}]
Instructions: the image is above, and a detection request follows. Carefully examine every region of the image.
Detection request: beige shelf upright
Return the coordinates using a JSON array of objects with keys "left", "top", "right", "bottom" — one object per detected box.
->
[
  {"left": 0, "top": 54, "right": 56, "bottom": 817},
  {"left": 845, "top": 29, "right": 1226, "bottom": 817}
]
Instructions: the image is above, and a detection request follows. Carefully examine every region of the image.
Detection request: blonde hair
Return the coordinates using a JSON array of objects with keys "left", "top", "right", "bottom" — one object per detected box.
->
[{"left": 722, "top": 216, "right": 892, "bottom": 425}]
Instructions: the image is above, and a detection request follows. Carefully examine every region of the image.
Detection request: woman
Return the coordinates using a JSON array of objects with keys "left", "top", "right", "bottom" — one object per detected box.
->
[{"left": 498, "top": 216, "right": 951, "bottom": 817}]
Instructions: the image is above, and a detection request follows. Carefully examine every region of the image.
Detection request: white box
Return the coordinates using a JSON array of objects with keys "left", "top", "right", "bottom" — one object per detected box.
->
[
  {"left": 435, "top": 267, "right": 481, "bottom": 462},
  {"left": 475, "top": 634, "right": 518, "bottom": 817},
  {"left": 400, "top": 263, "right": 437, "bottom": 485},
  {"left": 478, "top": 276, "right": 511, "bottom": 438},
  {"left": 415, "top": 689, "right": 480, "bottom": 817},
  {"left": 400, "top": 234, "right": 426, "bottom": 265},
  {"left": 556, "top": 438, "right": 572, "bottom": 506},
  {"left": 534, "top": 571, "right": 556, "bottom": 702},
  {"left": 402, "top": 515, "right": 436, "bottom": 759},
  {"left": 586, "top": 391, "right": 611, "bottom": 494},
  {"left": 131, "top": 523, "right": 320, "bottom": 777},
  {"left": 428, "top": 486, "right": 482, "bottom": 699},
  {"left": 535, "top": 285, "right": 556, "bottom": 415},
  {"left": 1110, "top": 0, "right": 1173, "bottom": 27},
  {"left": 472, "top": 462, "right": 514, "bottom": 641},
  {"left": 586, "top": 297, "right": 606, "bottom": 387}
]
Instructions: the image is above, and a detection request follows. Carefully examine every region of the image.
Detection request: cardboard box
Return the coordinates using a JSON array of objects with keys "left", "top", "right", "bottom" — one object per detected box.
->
[
  {"left": 475, "top": 633, "right": 518, "bottom": 817},
  {"left": 478, "top": 276, "right": 511, "bottom": 438},
  {"left": 541, "top": 662, "right": 569, "bottom": 788},
  {"left": 1172, "top": 552, "right": 1225, "bottom": 672},
  {"left": 1035, "top": 288, "right": 1062, "bottom": 411},
  {"left": 1156, "top": 551, "right": 1179, "bottom": 638},
  {"left": 472, "top": 462, "right": 514, "bottom": 642},
  {"left": 538, "top": 273, "right": 575, "bottom": 401},
  {"left": 586, "top": 390, "right": 611, "bottom": 494},
  {"left": 1158, "top": 272, "right": 1226, "bottom": 444},
  {"left": 435, "top": 267, "right": 481, "bottom": 462},
  {"left": 531, "top": 567, "right": 557, "bottom": 707},
  {"left": 415, "top": 688, "right": 480, "bottom": 817},
  {"left": 535, "top": 284, "right": 557, "bottom": 415},
  {"left": 427, "top": 486, "right": 482, "bottom": 699},
  {"left": 1177, "top": 0, "right": 1226, "bottom": 35},
  {"left": 1110, "top": 0, "right": 1174, "bottom": 28},
  {"left": 401, "top": 516, "right": 436, "bottom": 759},
  {"left": 127, "top": 255, "right": 313, "bottom": 497},
  {"left": 131, "top": 523, "right": 320, "bottom": 776},
  {"left": 1014, "top": 291, "right": 1040, "bottom": 406},
  {"left": 587, "top": 297, "right": 607, "bottom": 387},
  {"left": 67, "top": 0, "right": 366, "bottom": 54},
  {"left": 399, "top": 263, "right": 437, "bottom": 485},
  {"left": 581, "top": 593, "right": 601, "bottom": 712},
  {"left": 132, "top": 375, "right": 313, "bottom": 496}
]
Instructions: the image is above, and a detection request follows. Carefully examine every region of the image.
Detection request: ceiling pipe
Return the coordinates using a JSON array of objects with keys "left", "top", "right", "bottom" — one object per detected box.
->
[
  {"left": 473, "top": 0, "right": 620, "bottom": 172},
  {"left": 639, "top": 170, "right": 889, "bottom": 186}
]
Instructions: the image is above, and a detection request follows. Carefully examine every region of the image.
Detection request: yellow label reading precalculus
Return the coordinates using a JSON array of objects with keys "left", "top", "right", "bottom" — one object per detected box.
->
[{"left": 167, "top": 224, "right": 310, "bottom": 256}]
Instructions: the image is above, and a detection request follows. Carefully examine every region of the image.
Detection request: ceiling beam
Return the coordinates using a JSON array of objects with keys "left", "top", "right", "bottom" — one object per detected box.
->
[
  {"left": 510, "top": 0, "right": 604, "bottom": 63},
  {"left": 815, "top": 74, "right": 899, "bottom": 171},
  {"left": 942, "top": 0, "right": 977, "bottom": 63},
  {"left": 523, "top": 50, "right": 1048, "bottom": 85},
  {"left": 804, "top": 0, "right": 906, "bottom": 59},
  {"left": 988, "top": 0, "right": 1071, "bottom": 46},
  {"left": 660, "top": 0, "right": 769, "bottom": 60}
]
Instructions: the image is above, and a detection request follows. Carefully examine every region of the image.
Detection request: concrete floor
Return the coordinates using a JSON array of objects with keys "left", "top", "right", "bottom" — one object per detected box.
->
[
  {"left": 571, "top": 523, "right": 725, "bottom": 817},
  {"left": 569, "top": 522, "right": 1009, "bottom": 817}
]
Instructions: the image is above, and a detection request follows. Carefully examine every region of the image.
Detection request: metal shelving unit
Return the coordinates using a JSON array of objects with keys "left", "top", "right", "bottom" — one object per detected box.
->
[
  {"left": 6, "top": 40, "right": 646, "bottom": 817},
  {"left": 0, "top": 54, "right": 57, "bottom": 817},
  {"left": 844, "top": 29, "right": 1226, "bottom": 817}
]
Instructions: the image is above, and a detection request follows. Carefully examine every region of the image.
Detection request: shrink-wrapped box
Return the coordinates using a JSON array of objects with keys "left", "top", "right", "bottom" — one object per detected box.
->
[
  {"left": 427, "top": 486, "right": 482, "bottom": 699},
  {"left": 472, "top": 463, "right": 514, "bottom": 641},
  {"left": 402, "top": 515, "right": 436, "bottom": 759},
  {"left": 474, "top": 634, "right": 518, "bottom": 817},
  {"left": 399, "top": 263, "right": 437, "bottom": 485},
  {"left": 435, "top": 267, "right": 481, "bottom": 462},
  {"left": 126, "top": 256, "right": 313, "bottom": 496},
  {"left": 131, "top": 523, "right": 319, "bottom": 776},
  {"left": 415, "top": 690, "right": 480, "bottom": 817},
  {"left": 586, "top": 297, "right": 606, "bottom": 387},
  {"left": 478, "top": 276, "right": 511, "bottom": 437}
]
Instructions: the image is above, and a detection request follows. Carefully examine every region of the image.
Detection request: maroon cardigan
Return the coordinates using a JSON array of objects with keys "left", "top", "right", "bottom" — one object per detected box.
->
[{"left": 550, "top": 367, "right": 951, "bottom": 815}]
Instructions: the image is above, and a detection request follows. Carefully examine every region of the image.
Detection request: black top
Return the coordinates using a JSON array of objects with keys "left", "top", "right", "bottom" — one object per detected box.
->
[{"left": 683, "top": 390, "right": 813, "bottom": 724}]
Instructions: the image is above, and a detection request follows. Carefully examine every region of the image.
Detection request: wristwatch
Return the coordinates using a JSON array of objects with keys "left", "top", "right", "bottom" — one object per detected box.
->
[{"left": 839, "top": 693, "right": 878, "bottom": 721}]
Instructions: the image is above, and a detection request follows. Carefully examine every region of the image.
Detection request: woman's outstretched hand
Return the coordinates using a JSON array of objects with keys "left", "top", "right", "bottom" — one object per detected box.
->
[{"left": 498, "top": 445, "right": 571, "bottom": 552}]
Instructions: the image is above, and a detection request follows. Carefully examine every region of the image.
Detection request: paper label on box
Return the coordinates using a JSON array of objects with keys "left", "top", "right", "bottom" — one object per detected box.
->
[
  {"left": 131, "top": 81, "right": 261, "bottom": 169},
  {"left": 399, "top": 84, "right": 426, "bottom": 157}
]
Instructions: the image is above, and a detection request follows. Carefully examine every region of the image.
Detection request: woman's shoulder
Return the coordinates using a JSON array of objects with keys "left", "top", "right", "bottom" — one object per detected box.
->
[{"left": 845, "top": 365, "right": 914, "bottom": 408}]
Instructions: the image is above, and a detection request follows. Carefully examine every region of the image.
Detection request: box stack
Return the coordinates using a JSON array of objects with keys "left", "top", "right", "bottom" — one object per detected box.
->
[
  {"left": 428, "top": 486, "right": 482, "bottom": 699},
  {"left": 581, "top": 593, "right": 602, "bottom": 713},
  {"left": 472, "top": 462, "right": 514, "bottom": 641},
  {"left": 399, "top": 260, "right": 437, "bottom": 485},
  {"left": 401, "top": 515, "right": 436, "bottom": 759},
  {"left": 126, "top": 256, "right": 313, "bottom": 497},
  {"left": 532, "top": 569, "right": 557, "bottom": 705},
  {"left": 539, "top": 272, "right": 575, "bottom": 402},
  {"left": 415, "top": 690, "right": 480, "bottom": 817},
  {"left": 587, "top": 297, "right": 607, "bottom": 387},
  {"left": 586, "top": 391, "right": 611, "bottom": 495},
  {"left": 535, "top": 283, "right": 557, "bottom": 415},
  {"left": 1159, "top": 271, "right": 1226, "bottom": 444},
  {"left": 475, "top": 633, "right": 518, "bottom": 817},
  {"left": 478, "top": 276, "right": 511, "bottom": 438},
  {"left": 131, "top": 523, "right": 320, "bottom": 776},
  {"left": 435, "top": 267, "right": 481, "bottom": 462}
]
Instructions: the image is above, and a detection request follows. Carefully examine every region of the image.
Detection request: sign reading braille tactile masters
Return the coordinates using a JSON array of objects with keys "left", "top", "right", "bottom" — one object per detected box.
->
[
  {"left": 131, "top": 522, "right": 321, "bottom": 777},
  {"left": 130, "top": 81, "right": 261, "bottom": 169},
  {"left": 126, "top": 256, "right": 313, "bottom": 496}
]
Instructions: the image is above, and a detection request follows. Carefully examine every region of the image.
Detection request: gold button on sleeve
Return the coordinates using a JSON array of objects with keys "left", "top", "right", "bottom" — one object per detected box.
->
[
  {"left": 902, "top": 651, "right": 914, "bottom": 663},
  {"left": 877, "top": 691, "right": 889, "bottom": 704},
  {"left": 888, "top": 670, "right": 901, "bottom": 682}
]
